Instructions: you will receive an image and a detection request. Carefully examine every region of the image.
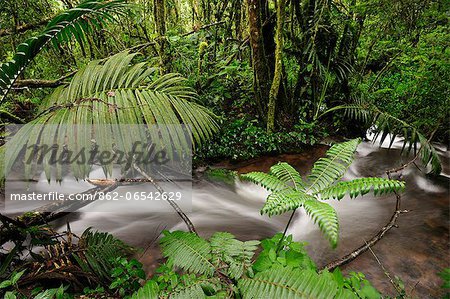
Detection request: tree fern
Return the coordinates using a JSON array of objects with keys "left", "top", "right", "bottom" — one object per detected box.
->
[
  {"left": 3, "top": 52, "right": 218, "bottom": 181},
  {"left": 241, "top": 139, "right": 405, "bottom": 247},
  {"left": 238, "top": 267, "right": 342, "bottom": 299},
  {"left": 326, "top": 99, "right": 442, "bottom": 174},
  {"left": 0, "top": 0, "right": 128, "bottom": 103}
]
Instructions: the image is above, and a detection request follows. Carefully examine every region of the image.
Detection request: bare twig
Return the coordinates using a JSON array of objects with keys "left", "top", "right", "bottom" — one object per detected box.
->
[
  {"left": 181, "top": 21, "right": 226, "bottom": 37},
  {"left": 366, "top": 241, "right": 403, "bottom": 295},
  {"left": 132, "top": 163, "right": 197, "bottom": 234}
]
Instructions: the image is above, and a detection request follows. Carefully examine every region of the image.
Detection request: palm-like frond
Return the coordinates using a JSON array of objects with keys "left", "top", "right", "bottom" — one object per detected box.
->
[
  {"left": 326, "top": 100, "right": 442, "bottom": 174},
  {"left": 306, "top": 138, "right": 361, "bottom": 193},
  {"left": 3, "top": 52, "right": 218, "bottom": 181},
  {"left": 238, "top": 267, "right": 342, "bottom": 299},
  {"left": 0, "top": 0, "right": 127, "bottom": 103},
  {"left": 318, "top": 177, "right": 405, "bottom": 200},
  {"left": 160, "top": 231, "right": 215, "bottom": 277}
]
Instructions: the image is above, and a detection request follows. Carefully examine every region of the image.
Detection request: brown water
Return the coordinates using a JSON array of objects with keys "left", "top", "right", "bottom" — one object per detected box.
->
[{"left": 6, "top": 140, "right": 450, "bottom": 298}]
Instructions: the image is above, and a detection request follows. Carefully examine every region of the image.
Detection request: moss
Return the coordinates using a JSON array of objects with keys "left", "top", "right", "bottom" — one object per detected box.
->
[{"left": 204, "top": 168, "right": 237, "bottom": 186}]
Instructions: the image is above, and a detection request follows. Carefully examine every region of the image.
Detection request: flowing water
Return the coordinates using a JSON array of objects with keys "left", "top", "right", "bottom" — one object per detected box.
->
[{"left": 4, "top": 139, "right": 449, "bottom": 298}]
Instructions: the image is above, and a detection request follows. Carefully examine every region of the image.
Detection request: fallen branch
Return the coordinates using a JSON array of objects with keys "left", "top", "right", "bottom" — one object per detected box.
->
[
  {"left": 321, "top": 207, "right": 408, "bottom": 271},
  {"left": 0, "top": 17, "right": 53, "bottom": 37},
  {"left": 13, "top": 71, "right": 77, "bottom": 89}
]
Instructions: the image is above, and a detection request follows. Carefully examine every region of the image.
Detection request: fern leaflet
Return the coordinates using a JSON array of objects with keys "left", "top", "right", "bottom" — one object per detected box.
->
[
  {"left": 307, "top": 139, "right": 361, "bottom": 193},
  {"left": 318, "top": 177, "right": 405, "bottom": 200},
  {"left": 238, "top": 267, "right": 343, "bottom": 299},
  {"left": 269, "top": 162, "right": 306, "bottom": 191},
  {"left": 160, "top": 231, "right": 215, "bottom": 277}
]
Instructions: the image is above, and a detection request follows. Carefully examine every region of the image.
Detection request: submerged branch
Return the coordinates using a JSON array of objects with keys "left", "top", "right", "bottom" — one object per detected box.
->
[
  {"left": 132, "top": 163, "right": 197, "bottom": 234},
  {"left": 321, "top": 207, "right": 408, "bottom": 271}
]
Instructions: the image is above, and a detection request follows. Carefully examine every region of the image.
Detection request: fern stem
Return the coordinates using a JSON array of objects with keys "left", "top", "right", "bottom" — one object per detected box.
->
[{"left": 276, "top": 209, "right": 296, "bottom": 253}]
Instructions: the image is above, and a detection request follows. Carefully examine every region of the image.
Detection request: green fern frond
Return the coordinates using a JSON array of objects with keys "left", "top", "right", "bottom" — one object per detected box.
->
[
  {"left": 318, "top": 178, "right": 405, "bottom": 200},
  {"left": 210, "top": 232, "right": 259, "bottom": 279},
  {"left": 269, "top": 162, "right": 306, "bottom": 191},
  {"left": 326, "top": 101, "right": 442, "bottom": 174},
  {"left": 307, "top": 139, "right": 361, "bottom": 193},
  {"left": 240, "top": 172, "right": 288, "bottom": 192},
  {"left": 160, "top": 231, "right": 215, "bottom": 277},
  {"left": 3, "top": 52, "right": 218, "bottom": 181},
  {"left": 303, "top": 200, "right": 339, "bottom": 248},
  {"left": 73, "top": 228, "right": 131, "bottom": 281},
  {"left": 0, "top": 0, "right": 128, "bottom": 103},
  {"left": 261, "top": 188, "right": 315, "bottom": 217},
  {"left": 131, "top": 281, "right": 159, "bottom": 299},
  {"left": 238, "top": 267, "right": 340, "bottom": 299},
  {"left": 162, "top": 278, "right": 221, "bottom": 299}
]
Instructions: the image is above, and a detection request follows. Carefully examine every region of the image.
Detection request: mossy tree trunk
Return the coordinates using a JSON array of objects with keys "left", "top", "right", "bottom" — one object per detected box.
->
[
  {"left": 154, "top": 0, "right": 170, "bottom": 74},
  {"left": 266, "top": 0, "right": 285, "bottom": 133},
  {"left": 247, "top": 0, "right": 271, "bottom": 119}
]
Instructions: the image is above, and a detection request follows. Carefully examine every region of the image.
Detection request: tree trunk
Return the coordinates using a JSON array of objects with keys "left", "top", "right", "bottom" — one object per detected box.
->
[
  {"left": 267, "top": 0, "right": 285, "bottom": 132},
  {"left": 247, "top": 0, "right": 271, "bottom": 118},
  {"left": 154, "top": 0, "right": 170, "bottom": 74}
]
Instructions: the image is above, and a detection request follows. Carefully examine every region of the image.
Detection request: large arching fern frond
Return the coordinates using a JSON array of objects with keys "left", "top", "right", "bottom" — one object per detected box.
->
[
  {"left": 241, "top": 139, "right": 405, "bottom": 248},
  {"left": 0, "top": 0, "right": 128, "bottom": 103},
  {"left": 240, "top": 172, "right": 288, "bottom": 192},
  {"left": 238, "top": 267, "right": 341, "bottom": 299},
  {"left": 325, "top": 100, "right": 442, "bottom": 174},
  {"left": 3, "top": 52, "right": 218, "bottom": 181}
]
